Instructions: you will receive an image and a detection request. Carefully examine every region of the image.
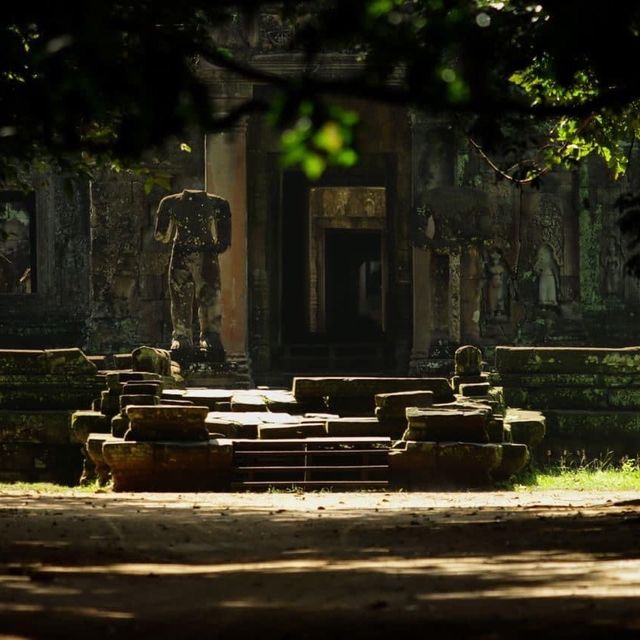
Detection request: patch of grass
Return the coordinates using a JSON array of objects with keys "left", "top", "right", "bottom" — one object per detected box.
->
[
  {"left": 507, "top": 453, "right": 640, "bottom": 491},
  {"left": 0, "top": 481, "right": 106, "bottom": 494}
]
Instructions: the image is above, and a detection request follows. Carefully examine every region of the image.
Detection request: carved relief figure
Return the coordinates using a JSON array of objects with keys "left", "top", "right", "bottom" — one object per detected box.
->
[
  {"left": 483, "top": 247, "right": 514, "bottom": 320},
  {"left": 534, "top": 243, "right": 560, "bottom": 307},
  {"left": 602, "top": 235, "right": 623, "bottom": 298},
  {"left": 155, "top": 189, "right": 231, "bottom": 358}
]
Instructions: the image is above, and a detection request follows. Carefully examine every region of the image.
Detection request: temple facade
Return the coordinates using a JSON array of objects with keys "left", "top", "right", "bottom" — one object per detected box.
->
[{"left": 1, "top": 16, "right": 639, "bottom": 383}]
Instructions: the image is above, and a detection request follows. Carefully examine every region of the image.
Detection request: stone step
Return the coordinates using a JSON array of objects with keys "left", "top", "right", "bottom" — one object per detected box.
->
[
  {"left": 232, "top": 437, "right": 390, "bottom": 490},
  {"left": 405, "top": 407, "right": 489, "bottom": 443}
]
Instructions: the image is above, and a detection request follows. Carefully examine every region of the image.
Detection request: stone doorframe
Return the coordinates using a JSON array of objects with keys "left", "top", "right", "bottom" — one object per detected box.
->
[{"left": 308, "top": 186, "right": 387, "bottom": 333}]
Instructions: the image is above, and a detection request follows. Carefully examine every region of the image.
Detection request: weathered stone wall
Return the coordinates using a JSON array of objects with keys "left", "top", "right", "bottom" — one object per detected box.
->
[
  {"left": 86, "top": 134, "right": 205, "bottom": 354},
  {"left": 0, "top": 176, "right": 91, "bottom": 348},
  {"left": 412, "top": 118, "right": 640, "bottom": 358},
  {"left": 497, "top": 346, "right": 640, "bottom": 460}
]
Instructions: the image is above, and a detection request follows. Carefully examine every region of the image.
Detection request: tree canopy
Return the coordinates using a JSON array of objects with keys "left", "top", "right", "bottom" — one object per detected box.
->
[{"left": 3, "top": 1, "right": 640, "bottom": 184}]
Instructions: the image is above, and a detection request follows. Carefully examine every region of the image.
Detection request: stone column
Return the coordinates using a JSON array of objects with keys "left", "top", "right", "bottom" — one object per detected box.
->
[
  {"left": 409, "top": 245, "right": 432, "bottom": 374},
  {"left": 205, "top": 119, "right": 248, "bottom": 355},
  {"left": 448, "top": 247, "right": 462, "bottom": 343},
  {"left": 409, "top": 112, "right": 455, "bottom": 373}
]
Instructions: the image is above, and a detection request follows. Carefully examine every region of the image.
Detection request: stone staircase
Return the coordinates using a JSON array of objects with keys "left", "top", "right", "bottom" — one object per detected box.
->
[{"left": 231, "top": 437, "right": 391, "bottom": 490}]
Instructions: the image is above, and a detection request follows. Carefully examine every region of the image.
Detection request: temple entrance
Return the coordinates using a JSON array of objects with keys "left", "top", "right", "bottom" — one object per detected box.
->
[
  {"left": 276, "top": 181, "right": 391, "bottom": 374},
  {"left": 325, "top": 229, "right": 384, "bottom": 340}
]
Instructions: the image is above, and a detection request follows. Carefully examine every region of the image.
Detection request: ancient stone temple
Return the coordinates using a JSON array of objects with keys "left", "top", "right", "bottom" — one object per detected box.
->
[{"left": 1, "top": 14, "right": 640, "bottom": 386}]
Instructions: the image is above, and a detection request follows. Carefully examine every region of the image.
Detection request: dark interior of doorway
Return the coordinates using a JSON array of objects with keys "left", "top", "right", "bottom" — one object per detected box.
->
[
  {"left": 278, "top": 169, "right": 393, "bottom": 374},
  {"left": 325, "top": 229, "right": 383, "bottom": 341}
]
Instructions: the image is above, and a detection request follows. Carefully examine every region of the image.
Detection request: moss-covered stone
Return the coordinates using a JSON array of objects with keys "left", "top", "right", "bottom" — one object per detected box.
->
[
  {"left": 504, "top": 410, "right": 546, "bottom": 448},
  {"left": 454, "top": 345, "right": 483, "bottom": 376},
  {"left": 0, "top": 381, "right": 102, "bottom": 411},
  {"left": 496, "top": 346, "right": 640, "bottom": 374},
  {"left": 132, "top": 346, "right": 172, "bottom": 376},
  {"left": 44, "top": 349, "right": 97, "bottom": 375},
  {"left": 0, "top": 410, "right": 72, "bottom": 444}
]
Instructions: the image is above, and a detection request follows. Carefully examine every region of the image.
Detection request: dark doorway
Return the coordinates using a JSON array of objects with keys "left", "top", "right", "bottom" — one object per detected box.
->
[{"left": 325, "top": 229, "right": 384, "bottom": 341}]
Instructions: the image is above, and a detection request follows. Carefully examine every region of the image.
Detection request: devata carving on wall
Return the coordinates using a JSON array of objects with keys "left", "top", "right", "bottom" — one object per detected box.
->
[{"left": 155, "top": 189, "right": 231, "bottom": 359}]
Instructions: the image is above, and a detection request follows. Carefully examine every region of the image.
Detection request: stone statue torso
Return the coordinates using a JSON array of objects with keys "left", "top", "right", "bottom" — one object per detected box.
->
[{"left": 155, "top": 189, "right": 231, "bottom": 254}]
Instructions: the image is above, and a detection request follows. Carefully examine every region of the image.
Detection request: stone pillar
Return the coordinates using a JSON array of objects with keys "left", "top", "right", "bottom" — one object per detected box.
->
[
  {"left": 409, "top": 111, "right": 455, "bottom": 373},
  {"left": 448, "top": 247, "right": 462, "bottom": 343},
  {"left": 410, "top": 245, "right": 432, "bottom": 373},
  {"left": 205, "top": 120, "right": 248, "bottom": 355}
]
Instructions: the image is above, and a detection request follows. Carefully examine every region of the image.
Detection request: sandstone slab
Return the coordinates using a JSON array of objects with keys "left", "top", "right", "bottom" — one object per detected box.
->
[
  {"left": 405, "top": 408, "right": 489, "bottom": 443},
  {"left": 102, "top": 439, "right": 233, "bottom": 491}
]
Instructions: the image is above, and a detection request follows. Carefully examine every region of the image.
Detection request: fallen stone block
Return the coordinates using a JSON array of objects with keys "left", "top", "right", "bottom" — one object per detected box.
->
[
  {"left": 504, "top": 409, "right": 546, "bottom": 448},
  {"left": 231, "top": 391, "right": 268, "bottom": 411},
  {"left": 374, "top": 391, "right": 434, "bottom": 419},
  {"left": 459, "top": 382, "right": 491, "bottom": 397},
  {"left": 451, "top": 373, "right": 489, "bottom": 393},
  {"left": 390, "top": 441, "right": 502, "bottom": 487},
  {"left": 205, "top": 411, "right": 300, "bottom": 439},
  {"left": 181, "top": 389, "right": 234, "bottom": 410},
  {"left": 103, "top": 439, "right": 233, "bottom": 491},
  {"left": 85, "top": 433, "right": 119, "bottom": 485},
  {"left": 405, "top": 408, "right": 489, "bottom": 443},
  {"left": 132, "top": 346, "right": 172, "bottom": 376},
  {"left": 71, "top": 410, "right": 109, "bottom": 444},
  {"left": 260, "top": 389, "right": 303, "bottom": 413},
  {"left": 454, "top": 345, "right": 483, "bottom": 376},
  {"left": 126, "top": 404, "right": 209, "bottom": 428}
]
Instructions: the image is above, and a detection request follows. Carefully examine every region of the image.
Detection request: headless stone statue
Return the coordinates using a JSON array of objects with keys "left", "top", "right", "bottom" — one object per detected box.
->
[{"left": 155, "top": 189, "right": 231, "bottom": 359}]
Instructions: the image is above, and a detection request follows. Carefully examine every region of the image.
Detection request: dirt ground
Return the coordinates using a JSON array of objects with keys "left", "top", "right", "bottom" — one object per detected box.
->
[{"left": 1, "top": 489, "right": 640, "bottom": 639}]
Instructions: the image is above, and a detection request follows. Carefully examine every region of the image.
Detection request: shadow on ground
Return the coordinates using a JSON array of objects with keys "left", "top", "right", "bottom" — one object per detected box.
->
[{"left": 1, "top": 492, "right": 639, "bottom": 639}]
